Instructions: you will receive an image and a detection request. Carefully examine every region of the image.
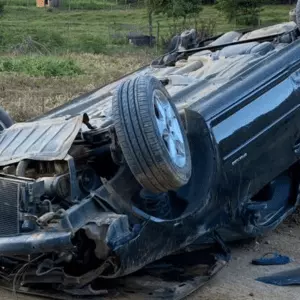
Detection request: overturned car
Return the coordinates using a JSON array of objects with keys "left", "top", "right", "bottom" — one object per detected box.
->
[{"left": 1, "top": 5, "right": 300, "bottom": 300}]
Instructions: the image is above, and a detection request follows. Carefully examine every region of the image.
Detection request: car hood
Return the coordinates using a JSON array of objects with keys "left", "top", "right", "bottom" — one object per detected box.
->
[{"left": 0, "top": 115, "right": 83, "bottom": 166}]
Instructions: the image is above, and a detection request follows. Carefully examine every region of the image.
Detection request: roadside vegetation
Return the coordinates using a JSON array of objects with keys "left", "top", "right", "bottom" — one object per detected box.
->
[
  {"left": 0, "top": 0, "right": 295, "bottom": 121},
  {"left": 0, "top": 56, "right": 83, "bottom": 77},
  {"left": 0, "top": 3, "right": 294, "bottom": 54}
]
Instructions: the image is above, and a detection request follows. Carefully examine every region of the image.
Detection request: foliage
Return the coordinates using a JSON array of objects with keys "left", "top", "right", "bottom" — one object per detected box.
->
[
  {"left": 0, "top": 56, "right": 83, "bottom": 77},
  {"left": 216, "top": 0, "right": 264, "bottom": 26},
  {"left": 152, "top": 0, "right": 203, "bottom": 20},
  {"left": 145, "top": 0, "right": 203, "bottom": 40}
]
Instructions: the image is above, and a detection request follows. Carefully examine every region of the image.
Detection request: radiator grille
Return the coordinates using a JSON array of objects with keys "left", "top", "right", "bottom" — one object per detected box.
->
[{"left": 0, "top": 179, "right": 20, "bottom": 237}]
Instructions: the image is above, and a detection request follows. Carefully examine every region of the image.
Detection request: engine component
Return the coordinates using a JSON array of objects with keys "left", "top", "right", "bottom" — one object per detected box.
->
[
  {"left": 2, "top": 165, "right": 16, "bottom": 175},
  {"left": 22, "top": 217, "right": 37, "bottom": 232},
  {"left": 0, "top": 175, "right": 44, "bottom": 236},
  {"left": 78, "top": 168, "right": 98, "bottom": 193},
  {"left": 38, "top": 175, "right": 70, "bottom": 199},
  {"left": 16, "top": 160, "right": 30, "bottom": 177}
]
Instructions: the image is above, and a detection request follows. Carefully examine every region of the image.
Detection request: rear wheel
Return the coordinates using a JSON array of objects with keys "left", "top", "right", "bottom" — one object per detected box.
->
[{"left": 112, "top": 75, "right": 192, "bottom": 193}]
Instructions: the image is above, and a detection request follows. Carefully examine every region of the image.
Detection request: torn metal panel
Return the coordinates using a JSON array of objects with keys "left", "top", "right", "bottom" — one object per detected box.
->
[
  {"left": 82, "top": 213, "right": 136, "bottom": 260},
  {"left": 0, "top": 115, "right": 83, "bottom": 166}
]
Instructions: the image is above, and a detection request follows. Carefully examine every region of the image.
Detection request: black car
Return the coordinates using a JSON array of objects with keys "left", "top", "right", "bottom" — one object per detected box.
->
[{"left": 0, "top": 4, "right": 299, "bottom": 300}]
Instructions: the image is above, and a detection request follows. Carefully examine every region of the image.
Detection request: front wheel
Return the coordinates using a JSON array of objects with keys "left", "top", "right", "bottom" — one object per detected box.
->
[{"left": 112, "top": 75, "right": 192, "bottom": 193}]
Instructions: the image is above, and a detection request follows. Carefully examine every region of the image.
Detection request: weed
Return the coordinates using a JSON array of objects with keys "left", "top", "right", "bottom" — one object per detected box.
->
[{"left": 0, "top": 56, "right": 83, "bottom": 77}]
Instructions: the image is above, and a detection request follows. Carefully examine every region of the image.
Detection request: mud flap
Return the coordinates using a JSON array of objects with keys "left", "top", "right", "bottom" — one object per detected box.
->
[{"left": 0, "top": 233, "right": 230, "bottom": 300}]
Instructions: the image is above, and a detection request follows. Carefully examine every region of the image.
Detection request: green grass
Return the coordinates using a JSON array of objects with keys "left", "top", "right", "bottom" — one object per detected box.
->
[
  {"left": 0, "top": 56, "right": 83, "bottom": 77},
  {"left": 0, "top": 4, "right": 295, "bottom": 54}
]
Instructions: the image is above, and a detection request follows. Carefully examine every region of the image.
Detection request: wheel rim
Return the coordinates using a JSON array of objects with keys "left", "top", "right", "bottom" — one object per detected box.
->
[{"left": 153, "top": 89, "right": 186, "bottom": 168}]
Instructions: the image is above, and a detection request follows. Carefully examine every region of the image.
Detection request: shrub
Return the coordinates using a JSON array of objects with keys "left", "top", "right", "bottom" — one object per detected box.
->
[{"left": 216, "top": 0, "right": 263, "bottom": 26}]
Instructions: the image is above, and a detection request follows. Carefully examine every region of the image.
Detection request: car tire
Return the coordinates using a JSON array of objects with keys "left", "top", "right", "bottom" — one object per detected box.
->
[
  {"left": 112, "top": 75, "right": 192, "bottom": 193},
  {"left": 0, "top": 108, "right": 13, "bottom": 131}
]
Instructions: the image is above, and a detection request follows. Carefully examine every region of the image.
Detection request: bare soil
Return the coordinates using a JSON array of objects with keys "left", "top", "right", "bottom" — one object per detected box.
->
[{"left": 190, "top": 220, "right": 300, "bottom": 300}]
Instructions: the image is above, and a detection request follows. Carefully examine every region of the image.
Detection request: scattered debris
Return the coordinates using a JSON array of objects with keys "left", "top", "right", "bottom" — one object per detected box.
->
[
  {"left": 256, "top": 267, "right": 300, "bottom": 286},
  {"left": 252, "top": 253, "right": 291, "bottom": 266}
]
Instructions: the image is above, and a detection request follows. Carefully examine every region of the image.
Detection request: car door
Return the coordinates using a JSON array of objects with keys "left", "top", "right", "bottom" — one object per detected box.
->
[{"left": 210, "top": 68, "right": 300, "bottom": 204}]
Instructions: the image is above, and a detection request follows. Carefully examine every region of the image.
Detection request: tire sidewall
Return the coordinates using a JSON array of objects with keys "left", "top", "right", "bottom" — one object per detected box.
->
[{"left": 144, "top": 76, "right": 192, "bottom": 185}]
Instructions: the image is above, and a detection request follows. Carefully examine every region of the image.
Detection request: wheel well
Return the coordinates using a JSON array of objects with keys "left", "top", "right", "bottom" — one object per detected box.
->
[{"left": 251, "top": 163, "right": 300, "bottom": 206}]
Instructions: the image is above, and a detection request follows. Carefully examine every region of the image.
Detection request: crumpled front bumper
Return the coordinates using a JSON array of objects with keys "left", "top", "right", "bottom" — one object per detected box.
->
[
  {"left": 0, "top": 194, "right": 134, "bottom": 257},
  {"left": 0, "top": 231, "right": 73, "bottom": 256}
]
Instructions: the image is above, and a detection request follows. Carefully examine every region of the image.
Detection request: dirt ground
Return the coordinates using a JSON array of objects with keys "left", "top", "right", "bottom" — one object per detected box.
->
[
  {"left": 1, "top": 220, "right": 300, "bottom": 300},
  {"left": 190, "top": 220, "right": 300, "bottom": 300}
]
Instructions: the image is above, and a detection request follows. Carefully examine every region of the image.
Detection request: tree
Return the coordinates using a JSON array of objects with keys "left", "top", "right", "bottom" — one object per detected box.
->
[
  {"left": 216, "top": 0, "right": 263, "bottom": 26},
  {"left": 144, "top": 0, "right": 165, "bottom": 44},
  {"left": 145, "top": 0, "right": 203, "bottom": 42},
  {"left": 163, "top": 0, "right": 203, "bottom": 23}
]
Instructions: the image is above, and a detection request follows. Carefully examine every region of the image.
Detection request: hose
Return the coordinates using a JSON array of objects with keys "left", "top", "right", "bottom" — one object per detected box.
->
[{"left": 16, "top": 159, "right": 30, "bottom": 177}]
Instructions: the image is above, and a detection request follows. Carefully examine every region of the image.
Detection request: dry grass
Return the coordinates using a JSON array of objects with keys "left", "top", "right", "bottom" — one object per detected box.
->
[{"left": 0, "top": 51, "right": 153, "bottom": 121}]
